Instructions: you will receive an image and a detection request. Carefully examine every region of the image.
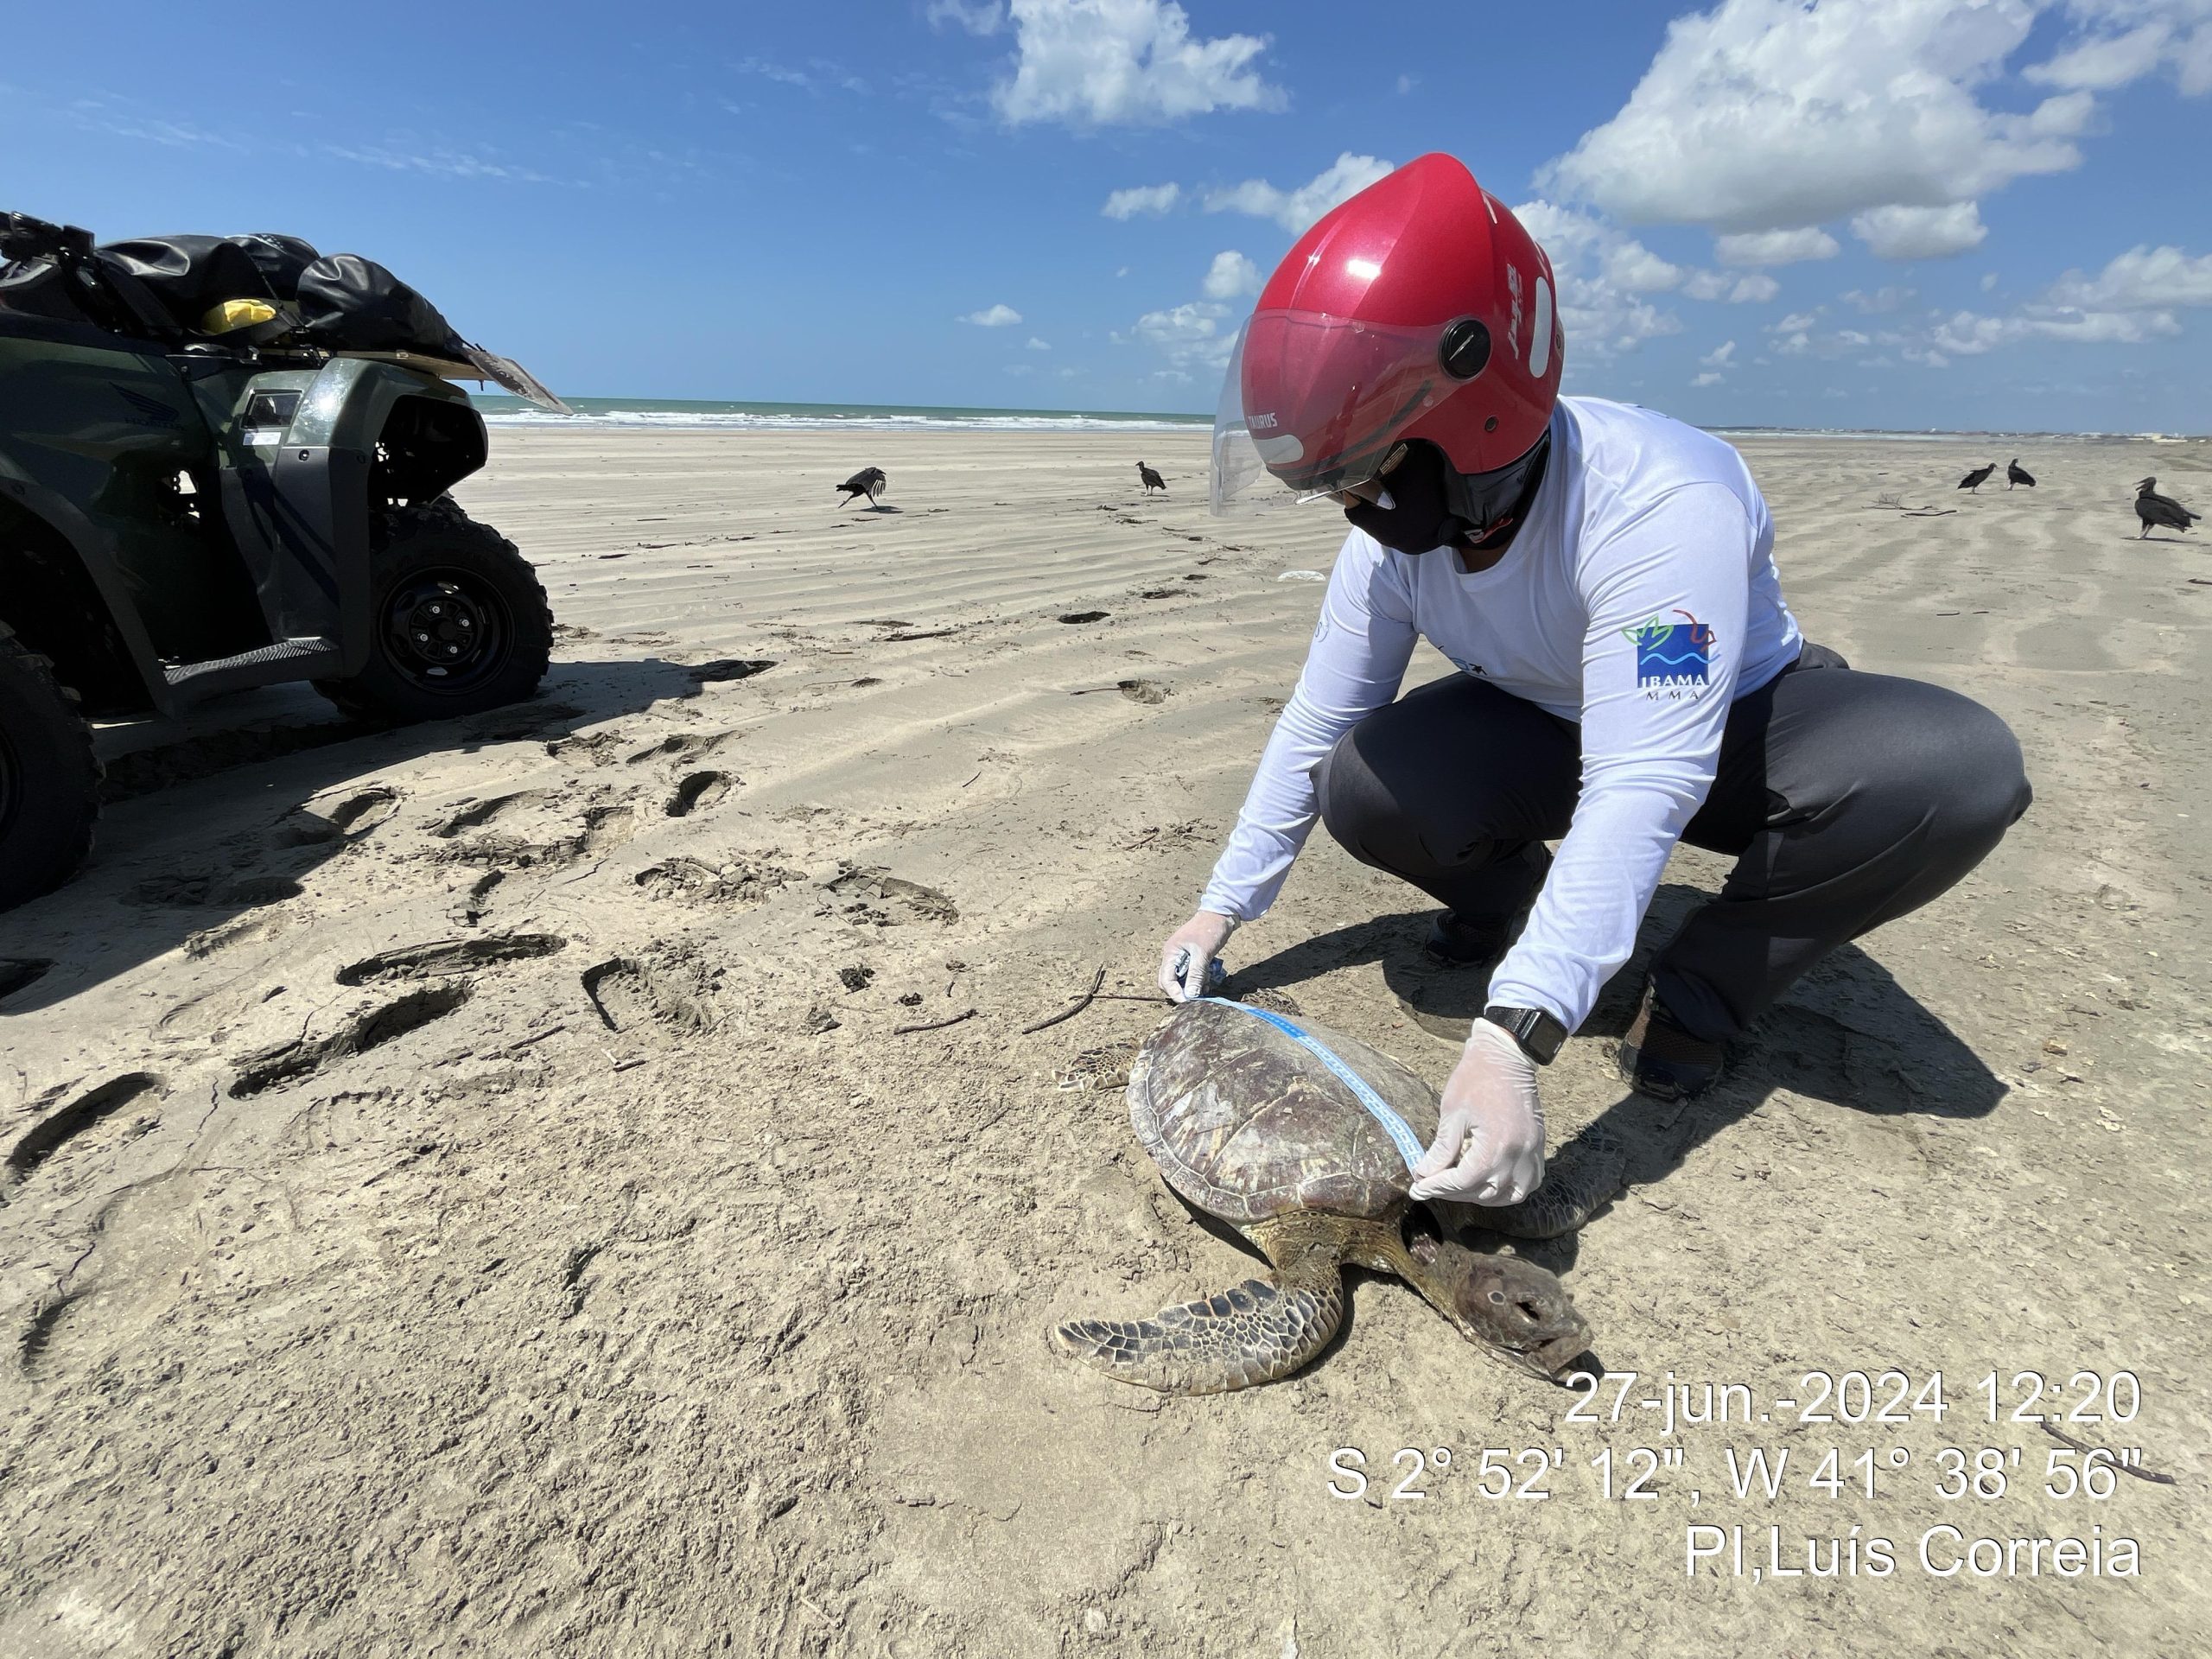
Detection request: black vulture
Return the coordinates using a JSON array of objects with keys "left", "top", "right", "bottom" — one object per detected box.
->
[
  {"left": 1136, "top": 461, "right": 1167, "bottom": 493},
  {"left": 2005, "top": 458, "right": 2035, "bottom": 489},
  {"left": 1956, "top": 463, "right": 1996, "bottom": 493},
  {"left": 2134, "top": 477, "right": 2200, "bottom": 539},
  {"left": 837, "top": 467, "right": 887, "bottom": 507}
]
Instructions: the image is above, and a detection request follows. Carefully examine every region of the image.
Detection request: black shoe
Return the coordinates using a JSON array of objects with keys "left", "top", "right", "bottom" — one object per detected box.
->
[
  {"left": 1619, "top": 982, "right": 1726, "bottom": 1101},
  {"left": 1422, "top": 910, "right": 1514, "bottom": 967},
  {"left": 1421, "top": 845, "right": 1553, "bottom": 967}
]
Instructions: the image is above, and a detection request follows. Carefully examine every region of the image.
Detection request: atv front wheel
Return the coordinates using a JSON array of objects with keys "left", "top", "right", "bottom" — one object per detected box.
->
[
  {"left": 0, "top": 625, "right": 100, "bottom": 912},
  {"left": 315, "top": 505, "right": 553, "bottom": 723}
]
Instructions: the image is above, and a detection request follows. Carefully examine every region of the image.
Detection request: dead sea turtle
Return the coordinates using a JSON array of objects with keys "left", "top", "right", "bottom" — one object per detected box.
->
[{"left": 1051, "top": 999, "right": 1619, "bottom": 1395}]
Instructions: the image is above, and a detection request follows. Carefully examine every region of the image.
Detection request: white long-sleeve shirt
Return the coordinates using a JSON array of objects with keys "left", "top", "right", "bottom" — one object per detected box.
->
[{"left": 1198, "top": 396, "right": 1802, "bottom": 1034}]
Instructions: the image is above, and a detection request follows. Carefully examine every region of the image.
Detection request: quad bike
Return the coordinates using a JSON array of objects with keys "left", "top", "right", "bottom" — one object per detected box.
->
[{"left": 0, "top": 213, "right": 569, "bottom": 912}]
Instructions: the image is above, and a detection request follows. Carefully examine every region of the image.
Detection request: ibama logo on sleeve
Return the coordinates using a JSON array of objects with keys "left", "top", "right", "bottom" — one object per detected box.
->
[{"left": 1624, "top": 610, "right": 1715, "bottom": 699}]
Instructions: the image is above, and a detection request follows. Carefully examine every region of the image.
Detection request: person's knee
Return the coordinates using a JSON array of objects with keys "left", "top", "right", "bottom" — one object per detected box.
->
[
  {"left": 1316, "top": 729, "right": 1393, "bottom": 856},
  {"left": 1891, "top": 694, "right": 2031, "bottom": 847},
  {"left": 1317, "top": 723, "right": 1452, "bottom": 877}
]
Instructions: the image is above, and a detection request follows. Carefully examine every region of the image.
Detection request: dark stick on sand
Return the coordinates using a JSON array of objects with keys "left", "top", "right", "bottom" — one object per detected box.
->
[
  {"left": 1020, "top": 967, "right": 1107, "bottom": 1035},
  {"left": 893, "top": 1007, "right": 979, "bottom": 1036},
  {"left": 2037, "top": 1420, "right": 2177, "bottom": 1486}
]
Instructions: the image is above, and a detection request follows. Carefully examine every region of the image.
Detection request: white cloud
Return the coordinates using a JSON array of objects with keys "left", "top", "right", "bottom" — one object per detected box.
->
[
  {"left": 1726, "top": 272, "right": 1780, "bottom": 303},
  {"left": 1980, "top": 271, "right": 2000, "bottom": 291},
  {"left": 1692, "top": 371, "right": 1725, "bottom": 386},
  {"left": 1026, "top": 336, "right": 1052, "bottom": 351},
  {"left": 959, "top": 302, "right": 1023, "bottom": 326},
  {"left": 1843, "top": 284, "right": 1919, "bottom": 312},
  {"left": 1510, "top": 200, "right": 1686, "bottom": 359},
  {"left": 1605, "top": 242, "right": 1688, "bottom": 293},
  {"left": 2028, "top": 3, "right": 2212, "bottom": 97},
  {"left": 2028, "top": 20, "right": 2173, "bottom": 87},
  {"left": 734, "top": 56, "right": 868, "bottom": 96},
  {"left": 926, "top": 0, "right": 1006, "bottom": 34},
  {"left": 1135, "top": 301, "right": 1227, "bottom": 346},
  {"left": 1131, "top": 300, "right": 1236, "bottom": 378},
  {"left": 992, "top": 0, "right": 1286, "bottom": 127},
  {"left": 1931, "top": 305, "right": 2181, "bottom": 353},
  {"left": 1541, "top": 0, "right": 2090, "bottom": 233},
  {"left": 1201, "top": 250, "right": 1261, "bottom": 300},
  {"left": 1851, "top": 201, "right": 1988, "bottom": 259},
  {"left": 2047, "top": 244, "right": 2212, "bottom": 308},
  {"left": 1102, "top": 181, "right": 1181, "bottom": 219},
  {"left": 1700, "top": 340, "right": 1738, "bottom": 367},
  {"left": 1715, "top": 227, "right": 1840, "bottom": 267},
  {"left": 1516, "top": 199, "right": 1688, "bottom": 293},
  {"left": 1205, "top": 152, "right": 1393, "bottom": 233},
  {"left": 1770, "top": 310, "right": 1821, "bottom": 333},
  {"left": 1681, "top": 269, "right": 1779, "bottom": 302}
]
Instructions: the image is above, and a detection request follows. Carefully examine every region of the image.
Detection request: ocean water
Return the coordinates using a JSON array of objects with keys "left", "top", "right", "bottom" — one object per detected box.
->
[{"left": 470, "top": 394, "right": 1210, "bottom": 434}]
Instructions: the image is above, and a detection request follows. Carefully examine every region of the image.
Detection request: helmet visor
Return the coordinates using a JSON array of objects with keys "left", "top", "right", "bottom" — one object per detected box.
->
[
  {"left": 1233, "top": 307, "right": 1475, "bottom": 499},
  {"left": 1211, "top": 318, "right": 1413, "bottom": 517}
]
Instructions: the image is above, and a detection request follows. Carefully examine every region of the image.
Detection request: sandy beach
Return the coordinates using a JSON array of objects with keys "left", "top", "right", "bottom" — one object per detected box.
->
[{"left": 1, "top": 423, "right": 2207, "bottom": 1656}]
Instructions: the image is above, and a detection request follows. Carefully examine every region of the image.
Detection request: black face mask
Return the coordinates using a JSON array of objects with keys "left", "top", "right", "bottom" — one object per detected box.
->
[{"left": 1343, "top": 435, "right": 1551, "bottom": 556}]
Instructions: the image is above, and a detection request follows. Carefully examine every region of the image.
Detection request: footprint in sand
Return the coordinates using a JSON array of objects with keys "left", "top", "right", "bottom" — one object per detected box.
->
[
  {"left": 664, "top": 771, "right": 735, "bottom": 818},
  {"left": 334, "top": 934, "right": 567, "bottom": 988},
  {"left": 276, "top": 785, "right": 401, "bottom": 847},
  {"left": 686, "top": 659, "right": 777, "bottom": 686},
  {"left": 228, "top": 982, "right": 474, "bottom": 1098},
  {"left": 432, "top": 790, "right": 640, "bottom": 871},
  {"left": 0, "top": 958, "right": 54, "bottom": 1003},
  {"left": 544, "top": 731, "right": 627, "bottom": 766},
  {"left": 625, "top": 731, "right": 734, "bottom": 766},
  {"left": 632, "top": 855, "right": 799, "bottom": 908},
  {"left": 435, "top": 791, "right": 556, "bottom": 838},
  {"left": 2, "top": 1073, "right": 163, "bottom": 1203},
  {"left": 19, "top": 1167, "right": 297, "bottom": 1379},
  {"left": 823, "top": 863, "right": 960, "bottom": 925},
  {"left": 580, "top": 957, "right": 712, "bottom": 1036}
]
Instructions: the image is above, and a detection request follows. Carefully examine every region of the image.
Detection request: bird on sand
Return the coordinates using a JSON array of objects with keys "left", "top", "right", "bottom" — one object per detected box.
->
[
  {"left": 837, "top": 467, "right": 887, "bottom": 507},
  {"left": 2133, "top": 477, "right": 2200, "bottom": 539},
  {"left": 2005, "top": 459, "right": 2036, "bottom": 490},
  {"left": 1957, "top": 463, "right": 1997, "bottom": 493},
  {"left": 1136, "top": 461, "right": 1167, "bottom": 494}
]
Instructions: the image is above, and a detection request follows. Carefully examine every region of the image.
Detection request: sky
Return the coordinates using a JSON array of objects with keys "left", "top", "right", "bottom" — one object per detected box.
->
[{"left": 4, "top": 0, "right": 2209, "bottom": 430}]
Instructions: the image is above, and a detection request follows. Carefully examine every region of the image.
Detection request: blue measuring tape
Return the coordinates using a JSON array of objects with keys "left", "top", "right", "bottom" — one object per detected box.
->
[{"left": 1198, "top": 996, "right": 1425, "bottom": 1173}]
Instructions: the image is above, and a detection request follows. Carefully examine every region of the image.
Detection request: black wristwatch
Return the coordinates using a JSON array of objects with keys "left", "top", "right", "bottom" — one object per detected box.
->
[{"left": 1482, "top": 1004, "right": 1569, "bottom": 1065}]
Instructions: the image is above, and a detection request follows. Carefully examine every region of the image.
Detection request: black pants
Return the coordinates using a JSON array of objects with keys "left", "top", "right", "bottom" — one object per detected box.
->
[{"left": 1313, "top": 647, "right": 2032, "bottom": 1042}]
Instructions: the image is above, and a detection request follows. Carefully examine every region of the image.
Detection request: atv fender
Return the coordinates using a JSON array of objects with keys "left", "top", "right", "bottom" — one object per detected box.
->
[
  {"left": 194, "top": 357, "right": 487, "bottom": 685},
  {"left": 0, "top": 462, "right": 173, "bottom": 712}
]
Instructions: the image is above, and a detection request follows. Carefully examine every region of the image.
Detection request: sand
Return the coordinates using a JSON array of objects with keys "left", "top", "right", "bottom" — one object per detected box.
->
[{"left": 1, "top": 425, "right": 2207, "bottom": 1656}]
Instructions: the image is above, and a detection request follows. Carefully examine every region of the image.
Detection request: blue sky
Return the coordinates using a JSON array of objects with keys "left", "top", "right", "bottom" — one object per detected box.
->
[{"left": 5, "top": 0, "right": 2208, "bottom": 429}]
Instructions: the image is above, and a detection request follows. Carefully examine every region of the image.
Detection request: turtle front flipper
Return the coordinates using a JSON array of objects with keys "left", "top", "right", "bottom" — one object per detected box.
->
[
  {"left": 1049, "top": 1242, "right": 1344, "bottom": 1395},
  {"left": 1448, "top": 1126, "right": 1629, "bottom": 1241}
]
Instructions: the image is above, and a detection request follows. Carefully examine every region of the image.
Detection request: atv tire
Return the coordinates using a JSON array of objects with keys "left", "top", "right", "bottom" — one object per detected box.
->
[
  {"left": 0, "top": 624, "right": 100, "bottom": 912},
  {"left": 315, "top": 504, "right": 552, "bottom": 723}
]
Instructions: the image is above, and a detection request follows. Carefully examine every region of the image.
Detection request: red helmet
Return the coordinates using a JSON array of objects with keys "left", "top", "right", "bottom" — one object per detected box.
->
[{"left": 1237, "top": 153, "right": 1562, "bottom": 496}]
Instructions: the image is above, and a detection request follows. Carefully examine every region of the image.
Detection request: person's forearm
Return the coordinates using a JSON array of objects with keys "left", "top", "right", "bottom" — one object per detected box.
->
[{"left": 1486, "top": 767, "right": 1710, "bottom": 1032}]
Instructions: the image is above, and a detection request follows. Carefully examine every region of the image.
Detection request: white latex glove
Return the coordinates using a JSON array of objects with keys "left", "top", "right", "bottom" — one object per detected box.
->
[
  {"left": 1157, "top": 910, "right": 1236, "bottom": 1002},
  {"left": 1408, "top": 1018, "right": 1547, "bottom": 1205}
]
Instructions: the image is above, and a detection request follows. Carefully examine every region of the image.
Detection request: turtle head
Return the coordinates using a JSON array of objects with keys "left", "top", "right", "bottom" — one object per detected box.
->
[
  {"left": 1402, "top": 1217, "right": 1591, "bottom": 1380},
  {"left": 1452, "top": 1252, "right": 1592, "bottom": 1380}
]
